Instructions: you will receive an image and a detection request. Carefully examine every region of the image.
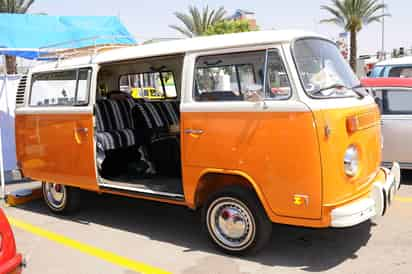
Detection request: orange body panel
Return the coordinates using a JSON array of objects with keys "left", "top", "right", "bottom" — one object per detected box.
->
[
  {"left": 15, "top": 113, "right": 98, "bottom": 191},
  {"left": 15, "top": 103, "right": 383, "bottom": 228},
  {"left": 181, "top": 111, "right": 323, "bottom": 219},
  {"left": 313, "top": 104, "right": 381, "bottom": 207},
  {"left": 182, "top": 103, "right": 383, "bottom": 227}
]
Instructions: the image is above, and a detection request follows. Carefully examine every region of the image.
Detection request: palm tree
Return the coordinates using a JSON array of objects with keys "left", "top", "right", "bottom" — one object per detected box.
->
[
  {"left": 1, "top": 0, "right": 36, "bottom": 74},
  {"left": 321, "top": 0, "right": 389, "bottom": 72},
  {"left": 170, "top": 5, "right": 227, "bottom": 37},
  {"left": 0, "top": 0, "right": 34, "bottom": 13}
]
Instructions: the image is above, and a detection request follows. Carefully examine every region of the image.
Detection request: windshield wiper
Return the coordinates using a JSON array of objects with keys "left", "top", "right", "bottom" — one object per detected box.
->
[
  {"left": 312, "top": 83, "right": 346, "bottom": 96},
  {"left": 312, "top": 83, "right": 367, "bottom": 99},
  {"left": 350, "top": 84, "right": 368, "bottom": 99}
]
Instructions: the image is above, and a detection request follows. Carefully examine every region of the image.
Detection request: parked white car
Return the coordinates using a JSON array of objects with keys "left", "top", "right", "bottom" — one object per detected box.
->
[
  {"left": 370, "top": 56, "right": 412, "bottom": 78},
  {"left": 362, "top": 77, "right": 412, "bottom": 169}
]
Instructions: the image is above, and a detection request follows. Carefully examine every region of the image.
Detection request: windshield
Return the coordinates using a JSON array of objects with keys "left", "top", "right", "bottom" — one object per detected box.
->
[{"left": 293, "top": 38, "right": 360, "bottom": 98}]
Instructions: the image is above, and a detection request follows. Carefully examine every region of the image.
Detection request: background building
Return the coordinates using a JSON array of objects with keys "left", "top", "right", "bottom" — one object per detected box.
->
[{"left": 229, "top": 9, "right": 257, "bottom": 30}]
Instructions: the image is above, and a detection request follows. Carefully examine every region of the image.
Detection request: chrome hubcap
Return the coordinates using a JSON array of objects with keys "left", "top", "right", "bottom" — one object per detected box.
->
[
  {"left": 45, "top": 183, "right": 66, "bottom": 209},
  {"left": 208, "top": 197, "right": 255, "bottom": 250}
]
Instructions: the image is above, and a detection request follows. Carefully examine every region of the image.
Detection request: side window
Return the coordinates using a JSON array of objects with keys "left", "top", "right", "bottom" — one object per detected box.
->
[
  {"left": 30, "top": 68, "right": 91, "bottom": 106},
  {"left": 371, "top": 89, "right": 383, "bottom": 112},
  {"left": 383, "top": 89, "right": 412, "bottom": 114},
  {"left": 76, "top": 69, "right": 92, "bottom": 105},
  {"left": 388, "top": 67, "right": 412, "bottom": 78},
  {"left": 194, "top": 51, "right": 266, "bottom": 101},
  {"left": 162, "top": 72, "right": 177, "bottom": 98},
  {"left": 370, "top": 66, "right": 384, "bottom": 78},
  {"left": 266, "top": 49, "right": 292, "bottom": 99},
  {"left": 118, "top": 71, "right": 177, "bottom": 100}
]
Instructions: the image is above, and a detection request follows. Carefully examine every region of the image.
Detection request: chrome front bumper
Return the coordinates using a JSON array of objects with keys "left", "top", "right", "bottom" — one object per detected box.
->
[{"left": 330, "top": 162, "right": 401, "bottom": 228}]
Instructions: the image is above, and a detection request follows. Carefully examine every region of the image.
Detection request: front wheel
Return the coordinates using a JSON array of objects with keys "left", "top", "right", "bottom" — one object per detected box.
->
[
  {"left": 202, "top": 187, "right": 272, "bottom": 255},
  {"left": 42, "top": 182, "right": 81, "bottom": 214}
]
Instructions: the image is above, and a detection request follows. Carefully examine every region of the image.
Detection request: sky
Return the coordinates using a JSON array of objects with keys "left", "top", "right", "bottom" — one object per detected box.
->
[{"left": 28, "top": 0, "right": 410, "bottom": 55}]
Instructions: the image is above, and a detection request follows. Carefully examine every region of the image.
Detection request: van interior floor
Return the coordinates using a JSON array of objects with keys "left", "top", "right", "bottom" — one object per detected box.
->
[{"left": 99, "top": 175, "right": 184, "bottom": 199}]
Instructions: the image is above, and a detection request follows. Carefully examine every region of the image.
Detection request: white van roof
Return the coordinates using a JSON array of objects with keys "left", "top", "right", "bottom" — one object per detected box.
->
[
  {"left": 375, "top": 56, "right": 412, "bottom": 66},
  {"left": 30, "top": 30, "right": 326, "bottom": 73}
]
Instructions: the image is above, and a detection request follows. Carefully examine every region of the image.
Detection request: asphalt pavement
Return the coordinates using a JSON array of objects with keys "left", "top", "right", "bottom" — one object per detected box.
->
[{"left": 2, "top": 173, "right": 412, "bottom": 274}]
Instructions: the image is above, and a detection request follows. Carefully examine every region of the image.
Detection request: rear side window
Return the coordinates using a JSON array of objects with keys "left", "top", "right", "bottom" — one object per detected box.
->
[
  {"left": 30, "top": 68, "right": 92, "bottom": 106},
  {"left": 388, "top": 66, "right": 412, "bottom": 78},
  {"left": 382, "top": 89, "right": 412, "bottom": 114},
  {"left": 119, "top": 71, "right": 177, "bottom": 100}
]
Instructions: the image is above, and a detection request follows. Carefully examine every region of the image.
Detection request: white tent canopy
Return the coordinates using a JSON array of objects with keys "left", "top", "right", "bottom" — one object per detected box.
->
[
  {"left": 0, "top": 74, "right": 19, "bottom": 171},
  {"left": 0, "top": 74, "right": 20, "bottom": 198}
]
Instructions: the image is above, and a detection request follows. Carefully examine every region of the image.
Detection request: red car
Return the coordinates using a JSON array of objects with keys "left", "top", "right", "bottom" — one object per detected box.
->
[
  {"left": 0, "top": 209, "right": 23, "bottom": 274},
  {"left": 361, "top": 77, "right": 412, "bottom": 88}
]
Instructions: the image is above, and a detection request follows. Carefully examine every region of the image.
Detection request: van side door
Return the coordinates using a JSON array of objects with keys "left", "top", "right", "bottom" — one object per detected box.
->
[{"left": 15, "top": 68, "right": 98, "bottom": 190}]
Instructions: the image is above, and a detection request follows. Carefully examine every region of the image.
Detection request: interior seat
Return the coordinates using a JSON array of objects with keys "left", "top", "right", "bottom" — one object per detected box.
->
[
  {"left": 151, "top": 101, "right": 180, "bottom": 128},
  {"left": 95, "top": 98, "right": 141, "bottom": 151},
  {"left": 133, "top": 100, "right": 181, "bottom": 177}
]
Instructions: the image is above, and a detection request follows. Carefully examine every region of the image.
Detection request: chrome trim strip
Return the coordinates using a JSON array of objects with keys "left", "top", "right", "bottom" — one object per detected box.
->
[
  {"left": 15, "top": 106, "right": 93, "bottom": 115},
  {"left": 98, "top": 181, "right": 185, "bottom": 199},
  {"left": 180, "top": 101, "right": 310, "bottom": 113},
  {"left": 381, "top": 115, "right": 412, "bottom": 120},
  {"left": 383, "top": 161, "right": 412, "bottom": 169}
]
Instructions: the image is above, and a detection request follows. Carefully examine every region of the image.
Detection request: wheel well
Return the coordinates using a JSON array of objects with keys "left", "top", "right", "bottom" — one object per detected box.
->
[{"left": 195, "top": 173, "right": 257, "bottom": 208}]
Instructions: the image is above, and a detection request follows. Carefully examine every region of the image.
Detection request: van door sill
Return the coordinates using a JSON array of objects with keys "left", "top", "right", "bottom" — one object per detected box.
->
[{"left": 98, "top": 181, "right": 185, "bottom": 201}]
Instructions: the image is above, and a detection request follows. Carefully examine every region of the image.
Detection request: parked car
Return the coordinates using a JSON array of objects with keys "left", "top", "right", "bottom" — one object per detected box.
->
[
  {"left": 15, "top": 30, "right": 400, "bottom": 254},
  {"left": 362, "top": 77, "right": 412, "bottom": 169},
  {"left": 370, "top": 56, "right": 412, "bottom": 78},
  {"left": 0, "top": 208, "right": 23, "bottom": 273}
]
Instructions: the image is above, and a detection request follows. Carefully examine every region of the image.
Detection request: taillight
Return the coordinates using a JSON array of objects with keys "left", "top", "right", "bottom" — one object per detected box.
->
[{"left": 0, "top": 233, "right": 2, "bottom": 250}]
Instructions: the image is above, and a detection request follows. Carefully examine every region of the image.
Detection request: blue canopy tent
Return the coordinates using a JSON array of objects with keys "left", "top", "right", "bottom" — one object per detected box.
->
[
  {"left": 0, "top": 14, "right": 137, "bottom": 195},
  {"left": 0, "top": 14, "right": 137, "bottom": 59}
]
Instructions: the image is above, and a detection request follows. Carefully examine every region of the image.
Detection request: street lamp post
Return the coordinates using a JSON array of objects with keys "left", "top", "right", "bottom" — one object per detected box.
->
[
  {"left": 381, "top": 0, "right": 386, "bottom": 60},
  {"left": 0, "top": 51, "right": 7, "bottom": 199}
]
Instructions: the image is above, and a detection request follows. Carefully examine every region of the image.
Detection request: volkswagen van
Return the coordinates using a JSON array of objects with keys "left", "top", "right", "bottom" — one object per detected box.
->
[{"left": 15, "top": 30, "right": 400, "bottom": 254}]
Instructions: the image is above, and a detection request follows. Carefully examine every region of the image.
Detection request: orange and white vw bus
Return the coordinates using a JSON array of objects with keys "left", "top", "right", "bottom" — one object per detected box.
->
[{"left": 15, "top": 30, "right": 400, "bottom": 254}]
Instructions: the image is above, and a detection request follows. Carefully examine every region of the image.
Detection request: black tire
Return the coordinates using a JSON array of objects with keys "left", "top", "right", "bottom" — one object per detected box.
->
[
  {"left": 42, "top": 182, "right": 82, "bottom": 214},
  {"left": 201, "top": 186, "right": 272, "bottom": 255}
]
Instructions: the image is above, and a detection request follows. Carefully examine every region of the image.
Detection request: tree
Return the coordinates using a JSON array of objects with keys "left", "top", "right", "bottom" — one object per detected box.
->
[
  {"left": 205, "top": 19, "right": 257, "bottom": 36},
  {"left": 321, "top": 0, "right": 389, "bottom": 72},
  {"left": 0, "top": 0, "right": 36, "bottom": 74},
  {"left": 169, "top": 5, "right": 226, "bottom": 37}
]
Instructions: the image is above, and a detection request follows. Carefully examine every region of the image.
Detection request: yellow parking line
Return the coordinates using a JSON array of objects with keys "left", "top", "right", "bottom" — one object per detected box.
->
[
  {"left": 395, "top": 196, "right": 412, "bottom": 203},
  {"left": 7, "top": 217, "right": 171, "bottom": 274}
]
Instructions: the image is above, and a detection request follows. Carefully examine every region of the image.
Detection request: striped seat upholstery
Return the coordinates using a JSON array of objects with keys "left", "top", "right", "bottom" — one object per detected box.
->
[
  {"left": 152, "top": 101, "right": 180, "bottom": 127},
  {"left": 95, "top": 99, "right": 139, "bottom": 151},
  {"left": 133, "top": 100, "right": 181, "bottom": 177},
  {"left": 133, "top": 101, "right": 180, "bottom": 131},
  {"left": 133, "top": 102, "right": 167, "bottom": 130}
]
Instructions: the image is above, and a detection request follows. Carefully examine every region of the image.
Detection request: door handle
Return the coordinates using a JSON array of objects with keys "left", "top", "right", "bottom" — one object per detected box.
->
[
  {"left": 184, "top": 129, "right": 204, "bottom": 135},
  {"left": 74, "top": 127, "right": 89, "bottom": 144},
  {"left": 75, "top": 127, "right": 89, "bottom": 134}
]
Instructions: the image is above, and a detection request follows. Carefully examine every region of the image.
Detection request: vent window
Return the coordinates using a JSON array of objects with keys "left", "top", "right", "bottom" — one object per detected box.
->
[{"left": 15, "top": 75, "right": 28, "bottom": 107}]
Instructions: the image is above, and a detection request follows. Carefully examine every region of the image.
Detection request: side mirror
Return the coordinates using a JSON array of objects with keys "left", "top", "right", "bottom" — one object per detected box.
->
[
  {"left": 244, "top": 85, "right": 263, "bottom": 102},
  {"left": 244, "top": 88, "right": 263, "bottom": 102}
]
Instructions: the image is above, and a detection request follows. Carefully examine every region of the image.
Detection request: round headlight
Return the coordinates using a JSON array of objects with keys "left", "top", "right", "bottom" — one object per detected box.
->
[{"left": 344, "top": 145, "right": 359, "bottom": 177}]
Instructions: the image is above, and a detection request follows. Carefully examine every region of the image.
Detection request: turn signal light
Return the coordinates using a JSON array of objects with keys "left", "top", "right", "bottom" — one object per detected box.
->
[
  {"left": 293, "top": 195, "right": 308, "bottom": 206},
  {"left": 346, "top": 116, "right": 359, "bottom": 134}
]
